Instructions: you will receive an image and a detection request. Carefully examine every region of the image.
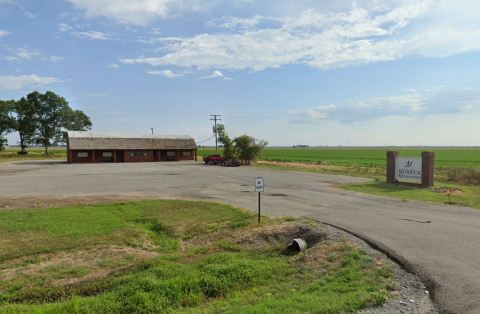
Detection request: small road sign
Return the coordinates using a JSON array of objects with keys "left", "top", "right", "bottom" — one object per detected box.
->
[
  {"left": 255, "top": 177, "right": 264, "bottom": 222},
  {"left": 255, "top": 177, "right": 264, "bottom": 193}
]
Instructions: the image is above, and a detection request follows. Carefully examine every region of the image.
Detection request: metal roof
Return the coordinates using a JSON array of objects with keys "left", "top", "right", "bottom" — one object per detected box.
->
[{"left": 67, "top": 131, "right": 197, "bottom": 150}]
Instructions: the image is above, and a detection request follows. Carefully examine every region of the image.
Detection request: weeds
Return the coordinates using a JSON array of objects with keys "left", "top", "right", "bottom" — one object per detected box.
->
[{"left": 446, "top": 167, "right": 480, "bottom": 185}]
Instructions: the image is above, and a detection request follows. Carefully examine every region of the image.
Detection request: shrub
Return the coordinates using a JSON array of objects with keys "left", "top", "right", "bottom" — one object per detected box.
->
[{"left": 446, "top": 167, "right": 480, "bottom": 185}]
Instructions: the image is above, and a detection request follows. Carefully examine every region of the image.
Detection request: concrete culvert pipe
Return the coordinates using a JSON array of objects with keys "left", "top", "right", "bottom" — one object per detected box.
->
[{"left": 287, "top": 238, "right": 307, "bottom": 252}]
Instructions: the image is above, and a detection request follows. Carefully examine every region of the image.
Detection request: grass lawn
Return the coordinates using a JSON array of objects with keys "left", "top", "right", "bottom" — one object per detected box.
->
[
  {"left": 0, "top": 200, "right": 395, "bottom": 313},
  {"left": 342, "top": 181, "right": 480, "bottom": 209},
  {"left": 0, "top": 147, "right": 66, "bottom": 163}
]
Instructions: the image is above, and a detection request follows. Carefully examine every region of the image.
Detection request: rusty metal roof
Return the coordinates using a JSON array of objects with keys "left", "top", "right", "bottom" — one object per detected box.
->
[{"left": 67, "top": 131, "right": 197, "bottom": 150}]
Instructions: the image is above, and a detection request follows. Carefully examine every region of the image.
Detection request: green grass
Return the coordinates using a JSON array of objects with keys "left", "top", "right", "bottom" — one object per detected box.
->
[
  {"left": 342, "top": 181, "right": 480, "bottom": 209},
  {"left": 0, "top": 200, "right": 251, "bottom": 261},
  {"left": 199, "top": 147, "right": 480, "bottom": 168},
  {"left": 0, "top": 147, "right": 66, "bottom": 163},
  {"left": 0, "top": 200, "right": 394, "bottom": 313}
]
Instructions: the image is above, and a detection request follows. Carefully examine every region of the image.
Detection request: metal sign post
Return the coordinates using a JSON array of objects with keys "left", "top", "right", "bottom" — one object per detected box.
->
[{"left": 255, "top": 177, "right": 264, "bottom": 223}]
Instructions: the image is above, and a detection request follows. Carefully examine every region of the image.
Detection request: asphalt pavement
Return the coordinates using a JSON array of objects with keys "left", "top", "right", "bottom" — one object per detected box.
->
[{"left": 1, "top": 161, "right": 479, "bottom": 313}]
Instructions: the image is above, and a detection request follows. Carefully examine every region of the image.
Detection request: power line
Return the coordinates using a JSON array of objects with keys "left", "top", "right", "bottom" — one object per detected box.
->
[
  {"left": 196, "top": 135, "right": 215, "bottom": 144},
  {"left": 210, "top": 114, "right": 222, "bottom": 153}
]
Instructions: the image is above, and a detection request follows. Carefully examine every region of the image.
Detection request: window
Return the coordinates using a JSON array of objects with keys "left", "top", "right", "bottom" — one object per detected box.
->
[
  {"left": 128, "top": 151, "right": 137, "bottom": 157},
  {"left": 77, "top": 152, "right": 88, "bottom": 158},
  {"left": 182, "top": 151, "right": 191, "bottom": 157},
  {"left": 102, "top": 152, "right": 113, "bottom": 158},
  {"left": 167, "top": 151, "right": 176, "bottom": 157},
  {"left": 139, "top": 151, "right": 152, "bottom": 157}
]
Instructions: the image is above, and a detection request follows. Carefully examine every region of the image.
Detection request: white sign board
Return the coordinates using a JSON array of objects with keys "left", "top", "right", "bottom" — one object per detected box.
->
[
  {"left": 255, "top": 177, "right": 264, "bottom": 192},
  {"left": 395, "top": 157, "right": 422, "bottom": 182}
]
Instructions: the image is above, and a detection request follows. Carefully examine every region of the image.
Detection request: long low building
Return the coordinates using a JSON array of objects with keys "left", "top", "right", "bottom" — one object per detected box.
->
[{"left": 67, "top": 131, "right": 197, "bottom": 163}]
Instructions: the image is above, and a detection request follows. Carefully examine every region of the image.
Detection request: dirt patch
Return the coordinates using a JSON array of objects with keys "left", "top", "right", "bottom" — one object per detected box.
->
[
  {"left": 0, "top": 193, "right": 166, "bottom": 210},
  {"left": 235, "top": 222, "right": 326, "bottom": 249},
  {"left": 257, "top": 160, "right": 342, "bottom": 171},
  {"left": 431, "top": 187, "right": 464, "bottom": 195},
  {"left": 0, "top": 245, "right": 158, "bottom": 287},
  {"left": 181, "top": 222, "right": 327, "bottom": 254}
]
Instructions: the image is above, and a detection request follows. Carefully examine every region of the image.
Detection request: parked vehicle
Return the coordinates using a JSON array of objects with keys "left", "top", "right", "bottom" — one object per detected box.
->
[
  {"left": 204, "top": 154, "right": 241, "bottom": 167},
  {"left": 203, "top": 154, "right": 225, "bottom": 165}
]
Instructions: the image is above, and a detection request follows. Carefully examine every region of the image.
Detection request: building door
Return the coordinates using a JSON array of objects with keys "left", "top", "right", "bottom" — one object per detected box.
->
[{"left": 116, "top": 150, "right": 124, "bottom": 162}]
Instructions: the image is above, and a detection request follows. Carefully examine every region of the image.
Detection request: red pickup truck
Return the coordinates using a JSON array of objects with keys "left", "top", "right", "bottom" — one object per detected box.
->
[{"left": 203, "top": 154, "right": 225, "bottom": 165}]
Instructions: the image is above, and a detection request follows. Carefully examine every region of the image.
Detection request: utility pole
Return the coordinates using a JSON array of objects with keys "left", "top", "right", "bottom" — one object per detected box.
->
[
  {"left": 151, "top": 128, "right": 154, "bottom": 136},
  {"left": 210, "top": 114, "right": 222, "bottom": 153}
]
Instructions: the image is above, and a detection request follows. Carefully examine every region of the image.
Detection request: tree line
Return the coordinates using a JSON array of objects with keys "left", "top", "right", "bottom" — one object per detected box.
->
[{"left": 0, "top": 91, "right": 92, "bottom": 154}]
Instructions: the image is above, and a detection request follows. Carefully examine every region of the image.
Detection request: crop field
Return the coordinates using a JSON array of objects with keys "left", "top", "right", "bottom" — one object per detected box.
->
[
  {"left": 199, "top": 147, "right": 480, "bottom": 168},
  {"left": 0, "top": 200, "right": 394, "bottom": 313}
]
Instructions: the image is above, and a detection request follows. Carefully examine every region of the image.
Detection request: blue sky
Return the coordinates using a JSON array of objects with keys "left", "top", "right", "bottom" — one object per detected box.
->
[{"left": 1, "top": 0, "right": 480, "bottom": 146}]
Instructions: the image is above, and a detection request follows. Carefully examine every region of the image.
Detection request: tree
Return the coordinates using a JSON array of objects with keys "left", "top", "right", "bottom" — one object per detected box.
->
[
  {"left": 215, "top": 124, "right": 268, "bottom": 164},
  {"left": 233, "top": 135, "right": 268, "bottom": 164},
  {"left": 216, "top": 124, "right": 235, "bottom": 160},
  {"left": 12, "top": 96, "right": 38, "bottom": 154},
  {"left": 31, "top": 91, "right": 92, "bottom": 155},
  {"left": 0, "top": 100, "right": 14, "bottom": 151},
  {"left": 63, "top": 108, "right": 92, "bottom": 131}
]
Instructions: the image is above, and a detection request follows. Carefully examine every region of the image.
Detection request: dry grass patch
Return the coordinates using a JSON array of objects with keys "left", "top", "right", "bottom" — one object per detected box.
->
[{"left": 0, "top": 245, "right": 159, "bottom": 300}]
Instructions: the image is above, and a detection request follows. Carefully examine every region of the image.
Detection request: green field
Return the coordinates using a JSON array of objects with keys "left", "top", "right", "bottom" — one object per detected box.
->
[
  {"left": 0, "top": 147, "right": 66, "bottom": 163},
  {"left": 199, "top": 147, "right": 480, "bottom": 168},
  {"left": 0, "top": 200, "right": 394, "bottom": 313}
]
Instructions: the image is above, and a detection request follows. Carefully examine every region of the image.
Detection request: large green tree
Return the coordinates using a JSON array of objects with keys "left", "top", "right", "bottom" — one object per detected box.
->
[
  {"left": 63, "top": 107, "right": 92, "bottom": 131},
  {"left": 0, "top": 100, "right": 14, "bottom": 150},
  {"left": 12, "top": 96, "right": 38, "bottom": 154},
  {"left": 233, "top": 135, "right": 268, "bottom": 165},
  {"left": 216, "top": 124, "right": 267, "bottom": 164},
  {"left": 31, "top": 91, "right": 92, "bottom": 155}
]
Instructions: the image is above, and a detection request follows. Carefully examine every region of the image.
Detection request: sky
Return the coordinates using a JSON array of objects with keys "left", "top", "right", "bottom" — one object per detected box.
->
[{"left": 1, "top": 0, "right": 480, "bottom": 146}]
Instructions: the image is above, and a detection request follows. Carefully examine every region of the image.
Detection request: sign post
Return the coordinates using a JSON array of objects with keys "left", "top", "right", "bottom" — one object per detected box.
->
[
  {"left": 255, "top": 177, "right": 264, "bottom": 223},
  {"left": 386, "top": 151, "right": 435, "bottom": 187}
]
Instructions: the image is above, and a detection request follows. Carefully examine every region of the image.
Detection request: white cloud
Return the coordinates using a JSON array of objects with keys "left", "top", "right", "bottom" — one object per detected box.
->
[
  {"left": 290, "top": 88, "right": 480, "bottom": 123},
  {"left": 147, "top": 69, "right": 183, "bottom": 78},
  {"left": 199, "top": 70, "right": 232, "bottom": 80},
  {"left": 73, "top": 31, "right": 111, "bottom": 40},
  {"left": 4, "top": 47, "right": 63, "bottom": 63},
  {"left": 4, "top": 48, "right": 41, "bottom": 61},
  {"left": 290, "top": 104, "right": 336, "bottom": 120},
  {"left": 120, "top": 1, "right": 480, "bottom": 72},
  {"left": 87, "top": 92, "right": 109, "bottom": 97},
  {"left": 0, "top": 75, "right": 61, "bottom": 90},
  {"left": 68, "top": 0, "right": 215, "bottom": 26},
  {"left": 58, "top": 23, "right": 72, "bottom": 32},
  {"left": 0, "top": 30, "right": 9, "bottom": 37},
  {"left": 108, "top": 63, "right": 119, "bottom": 69},
  {"left": 207, "top": 15, "right": 265, "bottom": 30}
]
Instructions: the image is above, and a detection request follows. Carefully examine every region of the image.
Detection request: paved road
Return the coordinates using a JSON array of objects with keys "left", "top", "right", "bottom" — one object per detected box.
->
[{"left": 1, "top": 161, "right": 479, "bottom": 313}]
